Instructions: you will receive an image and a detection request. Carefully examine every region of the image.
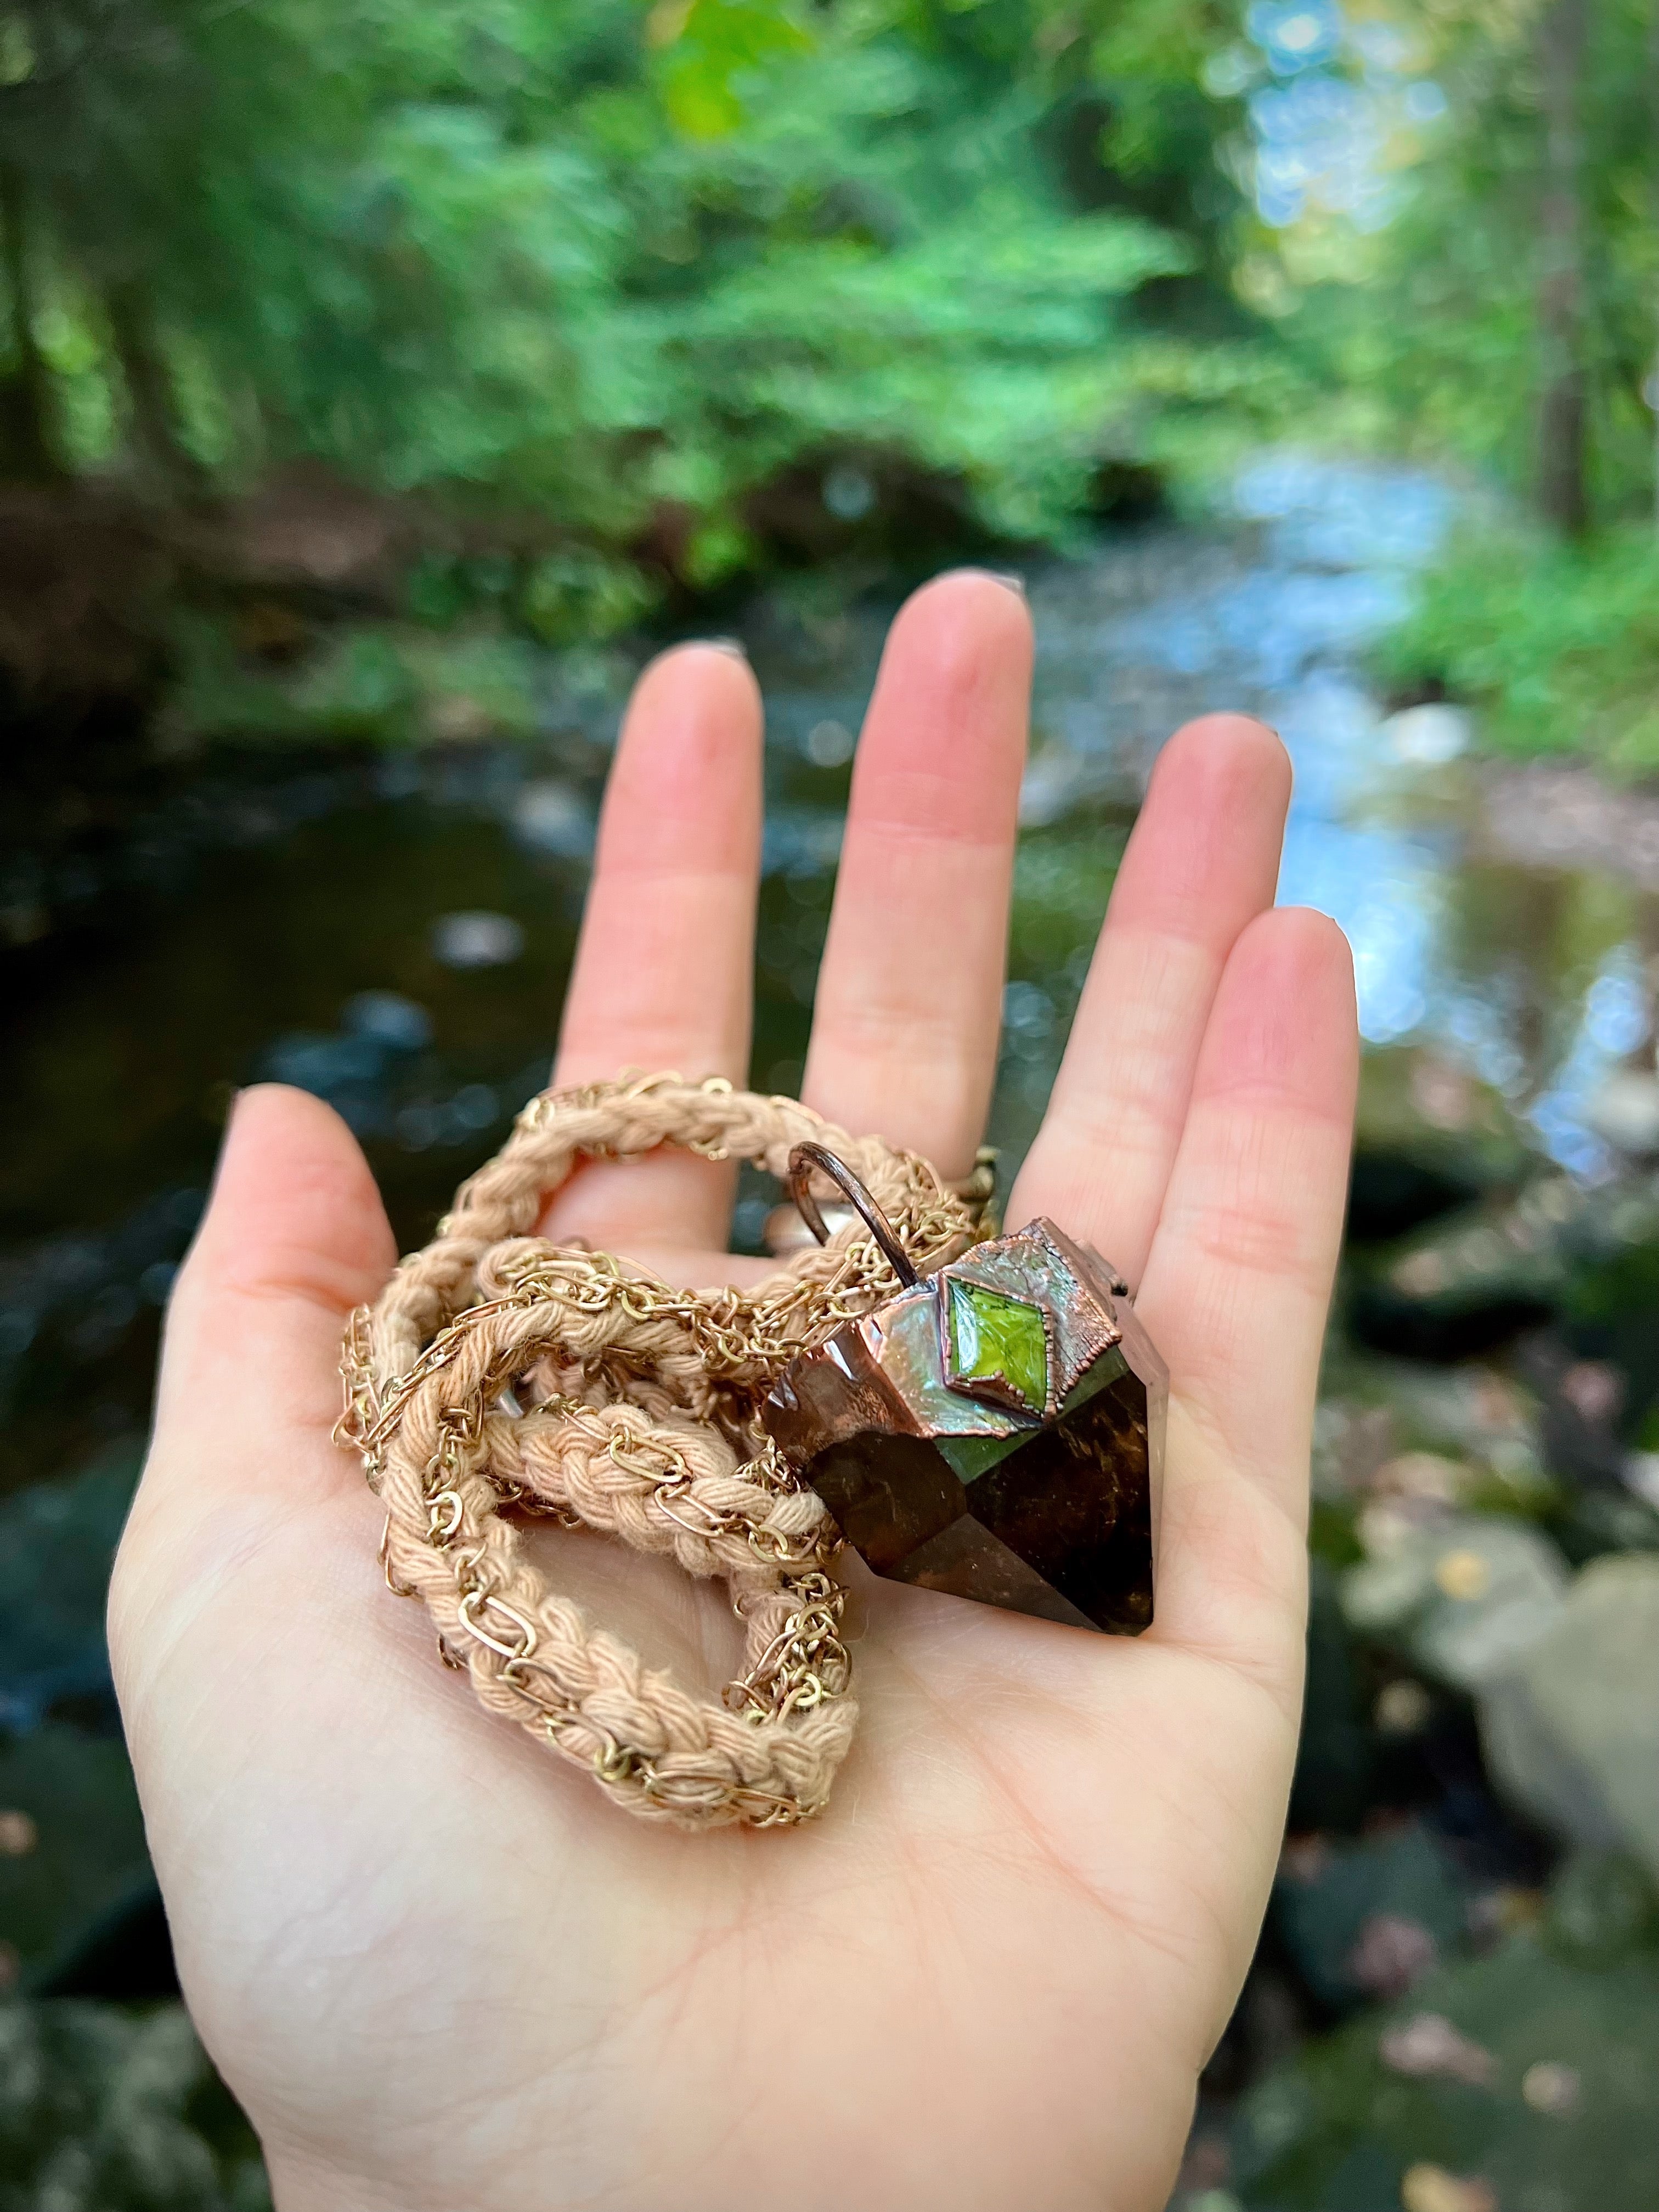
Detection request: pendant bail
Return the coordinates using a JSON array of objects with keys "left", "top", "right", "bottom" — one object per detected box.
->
[{"left": 786, "top": 1142, "right": 921, "bottom": 1288}]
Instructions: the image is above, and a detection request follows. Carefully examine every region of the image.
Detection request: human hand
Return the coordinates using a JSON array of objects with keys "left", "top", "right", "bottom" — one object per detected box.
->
[{"left": 110, "top": 571, "right": 1356, "bottom": 2212}]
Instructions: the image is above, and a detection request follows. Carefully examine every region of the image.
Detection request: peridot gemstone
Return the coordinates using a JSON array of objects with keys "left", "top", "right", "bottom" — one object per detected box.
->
[{"left": 946, "top": 1278, "right": 1048, "bottom": 1414}]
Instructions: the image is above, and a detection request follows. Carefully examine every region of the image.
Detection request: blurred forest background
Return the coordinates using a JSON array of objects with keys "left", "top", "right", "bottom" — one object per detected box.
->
[
  {"left": 5, "top": 2, "right": 1659, "bottom": 2209},
  {"left": 4, "top": 0, "right": 1659, "bottom": 766}
]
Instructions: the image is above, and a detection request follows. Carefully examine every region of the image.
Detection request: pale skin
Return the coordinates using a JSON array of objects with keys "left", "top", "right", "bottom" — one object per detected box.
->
[{"left": 109, "top": 571, "right": 1358, "bottom": 2212}]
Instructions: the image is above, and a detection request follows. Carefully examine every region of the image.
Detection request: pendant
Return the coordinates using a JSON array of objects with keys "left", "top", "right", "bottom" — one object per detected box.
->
[{"left": 763, "top": 1145, "right": 1166, "bottom": 1635}]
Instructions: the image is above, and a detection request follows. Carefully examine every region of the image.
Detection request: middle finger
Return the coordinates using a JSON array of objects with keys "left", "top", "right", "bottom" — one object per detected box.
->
[{"left": 803, "top": 570, "right": 1033, "bottom": 1178}]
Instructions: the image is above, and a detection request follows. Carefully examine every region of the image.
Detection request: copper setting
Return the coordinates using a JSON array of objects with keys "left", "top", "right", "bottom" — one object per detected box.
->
[{"left": 763, "top": 1147, "right": 1166, "bottom": 1636}]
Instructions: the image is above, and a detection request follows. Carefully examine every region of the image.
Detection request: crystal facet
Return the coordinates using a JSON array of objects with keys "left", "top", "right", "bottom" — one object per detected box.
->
[{"left": 763, "top": 1220, "right": 1166, "bottom": 1635}]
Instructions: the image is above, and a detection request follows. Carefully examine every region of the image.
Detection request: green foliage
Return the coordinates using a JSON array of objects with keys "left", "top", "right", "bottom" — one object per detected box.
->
[
  {"left": 650, "top": 0, "right": 814, "bottom": 137},
  {"left": 1272, "top": 0, "right": 1658, "bottom": 508},
  {"left": 1227, "top": 0, "right": 1659, "bottom": 764},
  {"left": 0, "top": 2000, "right": 268, "bottom": 2210},
  {"left": 161, "top": 618, "right": 547, "bottom": 748},
  {"left": 1377, "top": 525, "right": 1659, "bottom": 771},
  {"left": 0, "top": 0, "right": 1262, "bottom": 588},
  {"left": 1233, "top": 1898, "right": 1659, "bottom": 2210}
]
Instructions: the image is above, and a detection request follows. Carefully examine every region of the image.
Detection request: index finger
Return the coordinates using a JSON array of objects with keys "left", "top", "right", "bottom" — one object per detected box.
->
[{"left": 546, "top": 643, "right": 763, "bottom": 1254}]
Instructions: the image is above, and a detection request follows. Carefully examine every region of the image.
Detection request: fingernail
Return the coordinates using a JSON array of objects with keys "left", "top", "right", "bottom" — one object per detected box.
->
[
  {"left": 686, "top": 636, "right": 749, "bottom": 659},
  {"left": 982, "top": 570, "right": 1026, "bottom": 598}
]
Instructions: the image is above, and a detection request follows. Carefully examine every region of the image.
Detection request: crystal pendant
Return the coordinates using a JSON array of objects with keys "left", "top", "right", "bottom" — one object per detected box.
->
[{"left": 764, "top": 1217, "right": 1166, "bottom": 1635}]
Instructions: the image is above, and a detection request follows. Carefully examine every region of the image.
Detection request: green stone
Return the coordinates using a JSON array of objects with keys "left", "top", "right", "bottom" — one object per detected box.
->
[{"left": 947, "top": 1278, "right": 1049, "bottom": 1414}]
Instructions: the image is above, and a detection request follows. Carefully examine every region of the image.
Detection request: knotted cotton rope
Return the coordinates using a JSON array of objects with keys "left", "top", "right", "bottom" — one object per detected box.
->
[{"left": 337, "top": 1074, "right": 980, "bottom": 1830}]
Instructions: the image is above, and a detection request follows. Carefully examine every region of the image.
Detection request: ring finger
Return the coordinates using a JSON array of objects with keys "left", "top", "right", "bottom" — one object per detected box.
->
[{"left": 1009, "top": 713, "right": 1293, "bottom": 1280}]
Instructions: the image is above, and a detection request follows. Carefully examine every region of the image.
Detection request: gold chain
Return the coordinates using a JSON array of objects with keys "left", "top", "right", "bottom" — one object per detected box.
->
[{"left": 338, "top": 1073, "right": 981, "bottom": 1827}]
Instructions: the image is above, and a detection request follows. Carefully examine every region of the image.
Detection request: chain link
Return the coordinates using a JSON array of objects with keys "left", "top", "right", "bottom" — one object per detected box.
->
[{"left": 339, "top": 1071, "right": 981, "bottom": 1826}]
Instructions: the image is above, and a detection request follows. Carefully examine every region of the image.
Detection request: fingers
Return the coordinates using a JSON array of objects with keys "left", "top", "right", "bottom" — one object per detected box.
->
[
  {"left": 1008, "top": 714, "right": 1291, "bottom": 1284},
  {"left": 548, "top": 644, "right": 764, "bottom": 1252},
  {"left": 803, "top": 571, "right": 1032, "bottom": 1177},
  {"left": 147, "top": 1085, "right": 395, "bottom": 1504},
  {"left": 1137, "top": 907, "right": 1358, "bottom": 1682}
]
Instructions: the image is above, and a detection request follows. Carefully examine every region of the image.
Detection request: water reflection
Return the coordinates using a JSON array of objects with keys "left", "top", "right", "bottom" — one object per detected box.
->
[{"left": 1111, "top": 453, "right": 1658, "bottom": 1178}]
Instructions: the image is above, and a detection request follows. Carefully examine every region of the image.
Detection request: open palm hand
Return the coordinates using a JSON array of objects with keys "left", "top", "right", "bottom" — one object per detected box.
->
[{"left": 111, "top": 572, "right": 1356, "bottom": 2212}]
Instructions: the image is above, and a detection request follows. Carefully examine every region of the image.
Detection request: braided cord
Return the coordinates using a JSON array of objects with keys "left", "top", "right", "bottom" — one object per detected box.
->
[{"left": 337, "top": 1074, "right": 977, "bottom": 1829}]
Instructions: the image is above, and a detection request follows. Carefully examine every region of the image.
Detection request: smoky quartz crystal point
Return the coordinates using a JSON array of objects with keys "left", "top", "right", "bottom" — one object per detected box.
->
[{"left": 763, "top": 1218, "right": 1166, "bottom": 1634}]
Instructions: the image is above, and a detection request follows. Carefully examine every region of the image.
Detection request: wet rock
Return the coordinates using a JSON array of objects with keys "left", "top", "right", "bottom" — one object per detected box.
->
[
  {"left": 1542, "top": 1850, "right": 1659, "bottom": 1966},
  {"left": 341, "top": 991, "right": 432, "bottom": 1051},
  {"left": 1383, "top": 704, "right": 1470, "bottom": 765},
  {"left": 1231, "top": 1923, "right": 1659, "bottom": 2209},
  {"left": 0, "top": 1452, "right": 138, "bottom": 1733},
  {"left": 1342, "top": 1512, "right": 1569, "bottom": 1693},
  {"left": 0, "top": 1206, "right": 199, "bottom": 1481},
  {"left": 1273, "top": 1824, "right": 1471, "bottom": 2013},
  {"left": 1482, "top": 761, "right": 1659, "bottom": 892},
  {"left": 0, "top": 1998, "right": 268, "bottom": 2209},
  {"left": 0, "top": 1731, "right": 148, "bottom": 1987},
  {"left": 430, "top": 910, "right": 525, "bottom": 969},
  {"left": 1585, "top": 1071, "right": 1659, "bottom": 1158},
  {"left": 1480, "top": 1555, "right": 1659, "bottom": 1876},
  {"left": 258, "top": 987, "right": 438, "bottom": 1132},
  {"left": 1347, "top": 1050, "right": 1530, "bottom": 1246},
  {"left": 509, "top": 781, "right": 592, "bottom": 859}
]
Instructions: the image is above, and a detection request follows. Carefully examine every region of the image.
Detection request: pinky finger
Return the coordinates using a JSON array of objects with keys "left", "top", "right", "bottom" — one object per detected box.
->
[{"left": 1135, "top": 907, "right": 1357, "bottom": 1694}]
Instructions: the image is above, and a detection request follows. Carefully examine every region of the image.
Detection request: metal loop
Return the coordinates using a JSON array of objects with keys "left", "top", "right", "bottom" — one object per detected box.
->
[
  {"left": 786, "top": 1142, "right": 919, "bottom": 1288},
  {"left": 458, "top": 1589, "right": 539, "bottom": 1661}
]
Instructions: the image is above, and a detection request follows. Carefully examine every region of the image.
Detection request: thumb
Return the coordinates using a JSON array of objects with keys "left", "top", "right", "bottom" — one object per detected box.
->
[
  {"left": 110, "top": 1098, "right": 409, "bottom": 1942},
  {"left": 143, "top": 1082, "right": 395, "bottom": 1517},
  {"left": 112, "top": 1085, "right": 395, "bottom": 1717}
]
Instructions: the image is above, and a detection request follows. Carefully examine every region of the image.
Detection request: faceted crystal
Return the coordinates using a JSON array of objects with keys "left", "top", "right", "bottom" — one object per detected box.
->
[
  {"left": 945, "top": 1277, "right": 1049, "bottom": 1415},
  {"left": 763, "top": 1220, "right": 1166, "bottom": 1636}
]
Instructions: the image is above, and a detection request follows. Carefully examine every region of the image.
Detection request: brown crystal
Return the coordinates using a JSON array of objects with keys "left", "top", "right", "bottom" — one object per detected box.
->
[{"left": 763, "top": 1221, "right": 1165, "bottom": 1635}]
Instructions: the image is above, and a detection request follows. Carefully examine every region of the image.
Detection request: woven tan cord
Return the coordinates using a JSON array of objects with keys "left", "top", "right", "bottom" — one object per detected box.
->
[{"left": 335, "top": 1074, "right": 979, "bottom": 1831}]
